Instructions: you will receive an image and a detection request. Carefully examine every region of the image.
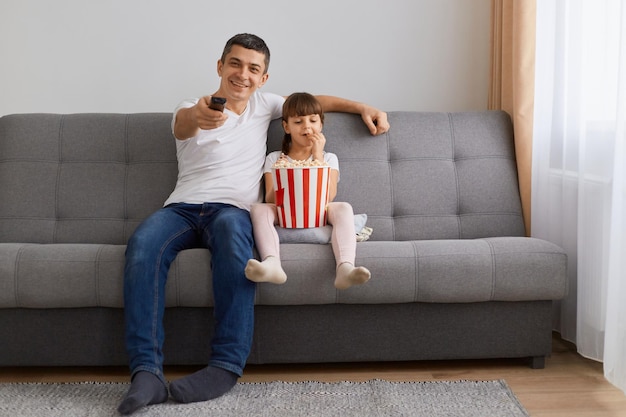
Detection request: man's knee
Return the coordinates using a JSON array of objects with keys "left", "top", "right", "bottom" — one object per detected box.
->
[
  {"left": 125, "top": 215, "right": 180, "bottom": 269},
  {"left": 215, "top": 208, "right": 252, "bottom": 235},
  {"left": 211, "top": 208, "right": 253, "bottom": 254}
]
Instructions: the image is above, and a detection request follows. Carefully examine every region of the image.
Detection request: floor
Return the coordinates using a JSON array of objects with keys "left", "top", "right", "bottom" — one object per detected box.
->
[{"left": 1, "top": 333, "right": 625, "bottom": 416}]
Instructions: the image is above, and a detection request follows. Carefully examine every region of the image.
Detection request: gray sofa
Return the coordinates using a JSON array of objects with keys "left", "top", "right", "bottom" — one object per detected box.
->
[{"left": 0, "top": 111, "right": 567, "bottom": 369}]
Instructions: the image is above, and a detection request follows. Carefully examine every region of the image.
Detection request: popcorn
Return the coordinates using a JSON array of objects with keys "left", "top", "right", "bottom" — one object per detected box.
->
[{"left": 272, "top": 155, "right": 329, "bottom": 168}]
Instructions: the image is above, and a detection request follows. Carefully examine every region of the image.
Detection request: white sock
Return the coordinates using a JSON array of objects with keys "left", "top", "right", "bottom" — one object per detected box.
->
[
  {"left": 245, "top": 256, "right": 287, "bottom": 284},
  {"left": 334, "top": 262, "right": 371, "bottom": 290}
]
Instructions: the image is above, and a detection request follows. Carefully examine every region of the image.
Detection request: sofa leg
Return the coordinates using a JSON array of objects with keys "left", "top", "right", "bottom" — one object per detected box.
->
[{"left": 529, "top": 356, "right": 546, "bottom": 369}]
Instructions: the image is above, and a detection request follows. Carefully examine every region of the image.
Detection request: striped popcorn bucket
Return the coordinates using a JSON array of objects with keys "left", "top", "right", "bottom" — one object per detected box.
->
[{"left": 271, "top": 166, "right": 331, "bottom": 228}]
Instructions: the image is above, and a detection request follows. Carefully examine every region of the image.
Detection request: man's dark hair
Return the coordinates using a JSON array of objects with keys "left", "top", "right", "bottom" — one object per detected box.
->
[{"left": 221, "top": 33, "right": 271, "bottom": 74}]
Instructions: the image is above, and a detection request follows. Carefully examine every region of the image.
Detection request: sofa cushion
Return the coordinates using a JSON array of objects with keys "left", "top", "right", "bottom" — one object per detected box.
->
[
  {"left": 276, "top": 213, "right": 368, "bottom": 244},
  {"left": 0, "top": 237, "right": 567, "bottom": 309}
]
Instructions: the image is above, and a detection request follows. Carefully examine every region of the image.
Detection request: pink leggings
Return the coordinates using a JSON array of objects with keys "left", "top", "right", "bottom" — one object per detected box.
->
[{"left": 249, "top": 202, "right": 356, "bottom": 267}]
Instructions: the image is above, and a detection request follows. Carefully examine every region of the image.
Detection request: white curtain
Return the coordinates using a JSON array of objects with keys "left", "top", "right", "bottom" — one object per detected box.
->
[{"left": 533, "top": 0, "right": 626, "bottom": 393}]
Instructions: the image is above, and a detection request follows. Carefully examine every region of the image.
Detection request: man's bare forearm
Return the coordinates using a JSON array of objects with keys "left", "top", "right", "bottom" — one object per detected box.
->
[
  {"left": 173, "top": 107, "right": 200, "bottom": 140},
  {"left": 314, "top": 95, "right": 366, "bottom": 114}
]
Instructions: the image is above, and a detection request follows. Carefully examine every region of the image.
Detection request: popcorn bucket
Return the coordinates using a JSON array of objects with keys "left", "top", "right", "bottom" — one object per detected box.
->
[{"left": 272, "top": 166, "right": 331, "bottom": 228}]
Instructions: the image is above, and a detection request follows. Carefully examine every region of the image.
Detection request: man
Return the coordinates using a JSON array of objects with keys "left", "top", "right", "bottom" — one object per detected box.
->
[{"left": 118, "top": 33, "right": 389, "bottom": 415}]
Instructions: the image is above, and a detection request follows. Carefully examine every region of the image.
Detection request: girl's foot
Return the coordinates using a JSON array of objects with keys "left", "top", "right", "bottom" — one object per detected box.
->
[
  {"left": 245, "top": 256, "right": 287, "bottom": 284},
  {"left": 334, "top": 263, "right": 371, "bottom": 289}
]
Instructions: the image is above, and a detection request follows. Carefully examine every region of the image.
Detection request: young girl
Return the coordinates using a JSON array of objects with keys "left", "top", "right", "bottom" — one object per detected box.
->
[{"left": 245, "top": 92, "right": 371, "bottom": 290}]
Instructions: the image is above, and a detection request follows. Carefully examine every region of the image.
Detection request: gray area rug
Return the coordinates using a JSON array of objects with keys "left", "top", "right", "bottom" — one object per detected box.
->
[{"left": 0, "top": 379, "right": 529, "bottom": 417}]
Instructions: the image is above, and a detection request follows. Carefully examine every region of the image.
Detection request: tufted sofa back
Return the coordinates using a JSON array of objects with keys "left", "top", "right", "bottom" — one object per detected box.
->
[
  {"left": 0, "top": 111, "right": 524, "bottom": 245},
  {"left": 0, "top": 113, "right": 177, "bottom": 244},
  {"left": 268, "top": 111, "right": 525, "bottom": 241}
]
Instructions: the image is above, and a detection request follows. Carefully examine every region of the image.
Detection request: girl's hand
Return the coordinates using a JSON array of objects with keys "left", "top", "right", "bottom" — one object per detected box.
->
[{"left": 310, "top": 132, "right": 326, "bottom": 161}]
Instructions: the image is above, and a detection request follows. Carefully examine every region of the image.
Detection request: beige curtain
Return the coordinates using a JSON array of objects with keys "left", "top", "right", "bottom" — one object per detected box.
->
[{"left": 489, "top": 0, "right": 536, "bottom": 236}]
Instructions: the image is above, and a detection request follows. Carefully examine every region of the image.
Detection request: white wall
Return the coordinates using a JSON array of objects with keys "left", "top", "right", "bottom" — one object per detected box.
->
[{"left": 0, "top": 0, "right": 491, "bottom": 115}]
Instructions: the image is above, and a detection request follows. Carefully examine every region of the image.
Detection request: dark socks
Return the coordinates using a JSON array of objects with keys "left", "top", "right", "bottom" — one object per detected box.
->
[
  {"left": 117, "top": 371, "right": 168, "bottom": 415},
  {"left": 169, "top": 365, "right": 238, "bottom": 404}
]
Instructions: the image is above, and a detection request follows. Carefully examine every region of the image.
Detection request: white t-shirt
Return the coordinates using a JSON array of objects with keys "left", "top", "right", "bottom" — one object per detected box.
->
[{"left": 164, "top": 92, "right": 285, "bottom": 210}]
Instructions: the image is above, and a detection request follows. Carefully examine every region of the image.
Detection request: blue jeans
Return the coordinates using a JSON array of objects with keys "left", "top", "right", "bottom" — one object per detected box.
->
[{"left": 123, "top": 203, "right": 256, "bottom": 381}]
